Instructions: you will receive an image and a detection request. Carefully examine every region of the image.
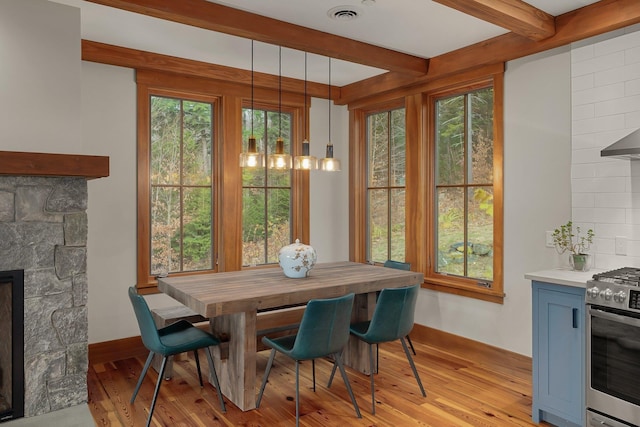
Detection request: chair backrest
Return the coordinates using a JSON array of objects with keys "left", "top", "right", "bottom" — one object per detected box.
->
[
  {"left": 290, "top": 293, "right": 355, "bottom": 360},
  {"left": 383, "top": 259, "right": 411, "bottom": 271},
  {"left": 128, "top": 286, "right": 164, "bottom": 354},
  {"left": 367, "top": 285, "right": 419, "bottom": 343}
]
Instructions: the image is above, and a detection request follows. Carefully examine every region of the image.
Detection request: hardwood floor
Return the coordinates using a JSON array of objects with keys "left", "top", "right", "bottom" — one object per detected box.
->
[{"left": 88, "top": 334, "right": 551, "bottom": 426}]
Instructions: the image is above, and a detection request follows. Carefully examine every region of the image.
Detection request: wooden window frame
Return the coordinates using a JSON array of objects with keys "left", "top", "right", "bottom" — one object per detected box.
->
[
  {"left": 364, "top": 105, "right": 407, "bottom": 264},
  {"left": 350, "top": 68, "right": 503, "bottom": 303},
  {"left": 424, "top": 75, "right": 504, "bottom": 303},
  {"left": 136, "top": 70, "right": 309, "bottom": 294}
]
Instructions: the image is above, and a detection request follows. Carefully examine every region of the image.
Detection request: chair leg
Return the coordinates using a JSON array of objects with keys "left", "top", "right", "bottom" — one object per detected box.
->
[
  {"left": 368, "top": 343, "right": 376, "bottom": 414},
  {"left": 204, "top": 347, "right": 226, "bottom": 413},
  {"left": 146, "top": 355, "right": 169, "bottom": 427},
  {"left": 333, "top": 353, "right": 362, "bottom": 419},
  {"left": 327, "top": 356, "right": 338, "bottom": 388},
  {"left": 193, "top": 350, "right": 204, "bottom": 387},
  {"left": 400, "top": 337, "right": 426, "bottom": 397},
  {"left": 312, "top": 359, "right": 316, "bottom": 392},
  {"left": 406, "top": 334, "right": 416, "bottom": 355},
  {"left": 256, "top": 348, "right": 276, "bottom": 408},
  {"left": 295, "top": 361, "right": 300, "bottom": 427},
  {"left": 131, "top": 352, "right": 154, "bottom": 404}
]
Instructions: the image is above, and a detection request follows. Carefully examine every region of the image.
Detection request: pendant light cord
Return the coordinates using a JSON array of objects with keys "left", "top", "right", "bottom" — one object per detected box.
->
[
  {"left": 251, "top": 40, "right": 254, "bottom": 136},
  {"left": 304, "top": 52, "right": 308, "bottom": 140},
  {"left": 279, "top": 46, "right": 282, "bottom": 138},
  {"left": 328, "top": 58, "right": 331, "bottom": 144}
]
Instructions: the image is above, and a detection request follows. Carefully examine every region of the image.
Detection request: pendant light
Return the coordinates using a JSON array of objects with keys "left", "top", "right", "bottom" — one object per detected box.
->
[
  {"left": 320, "top": 57, "right": 341, "bottom": 171},
  {"left": 240, "top": 40, "right": 264, "bottom": 168},
  {"left": 294, "top": 52, "right": 318, "bottom": 170},
  {"left": 268, "top": 46, "right": 293, "bottom": 170}
]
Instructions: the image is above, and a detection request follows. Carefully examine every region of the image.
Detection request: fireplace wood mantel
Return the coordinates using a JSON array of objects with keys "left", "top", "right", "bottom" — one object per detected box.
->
[{"left": 0, "top": 151, "right": 109, "bottom": 179}]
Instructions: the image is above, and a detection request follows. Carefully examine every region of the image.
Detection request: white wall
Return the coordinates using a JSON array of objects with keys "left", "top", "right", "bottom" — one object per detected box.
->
[
  {"left": 0, "top": 0, "right": 81, "bottom": 153},
  {"left": 571, "top": 26, "right": 640, "bottom": 269},
  {"left": 414, "top": 47, "right": 573, "bottom": 356}
]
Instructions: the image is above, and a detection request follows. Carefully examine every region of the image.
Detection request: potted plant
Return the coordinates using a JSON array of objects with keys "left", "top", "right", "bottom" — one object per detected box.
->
[{"left": 552, "top": 220, "right": 595, "bottom": 271}]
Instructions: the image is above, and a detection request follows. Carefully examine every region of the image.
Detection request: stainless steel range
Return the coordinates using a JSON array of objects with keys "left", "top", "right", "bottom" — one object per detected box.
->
[{"left": 586, "top": 267, "right": 640, "bottom": 427}]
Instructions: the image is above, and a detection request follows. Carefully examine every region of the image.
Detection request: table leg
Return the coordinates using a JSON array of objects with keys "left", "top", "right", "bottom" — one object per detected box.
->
[
  {"left": 208, "top": 310, "right": 257, "bottom": 411},
  {"left": 343, "top": 291, "right": 377, "bottom": 374}
]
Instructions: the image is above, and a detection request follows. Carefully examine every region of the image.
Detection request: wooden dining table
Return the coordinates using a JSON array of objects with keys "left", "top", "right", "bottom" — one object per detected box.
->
[{"left": 157, "top": 261, "right": 423, "bottom": 411}]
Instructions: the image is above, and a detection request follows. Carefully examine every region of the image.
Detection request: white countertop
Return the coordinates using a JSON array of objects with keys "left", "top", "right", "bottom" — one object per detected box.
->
[{"left": 524, "top": 268, "right": 603, "bottom": 288}]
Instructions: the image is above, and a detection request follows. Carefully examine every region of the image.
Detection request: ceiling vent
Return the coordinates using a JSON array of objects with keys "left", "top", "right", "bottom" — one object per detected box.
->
[{"left": 327, "top": 6, "right": 360, "bottom": 21}]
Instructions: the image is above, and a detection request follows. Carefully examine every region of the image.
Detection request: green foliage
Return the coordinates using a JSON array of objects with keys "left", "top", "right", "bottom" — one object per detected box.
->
[{"left": 552, "top": 221, "right": 594, "bottom": 255}]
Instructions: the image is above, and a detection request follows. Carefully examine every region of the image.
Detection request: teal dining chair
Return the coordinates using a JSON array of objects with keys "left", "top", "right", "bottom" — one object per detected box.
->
[
  {"left": 128, "top": 287, "right": 226, "bottom": 427},
  {"left": 382, "top": 260, "right": 416, "bottom": 355},
  {"left": 256, "top": 293, "right": 361, "bottom": 427},
  {"left": 328, "top": 284, "right": 426, "bottom": 415}
]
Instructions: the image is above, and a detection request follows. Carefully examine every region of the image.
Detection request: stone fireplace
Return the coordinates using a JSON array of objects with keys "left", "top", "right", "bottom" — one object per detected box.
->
[{"left": 0, "top": 151, "right": 108, "bottom": 420}]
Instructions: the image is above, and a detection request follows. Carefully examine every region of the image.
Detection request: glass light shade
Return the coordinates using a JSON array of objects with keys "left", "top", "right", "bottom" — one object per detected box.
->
[
  {"left": 293, "top": 139, "right": 318, "bottom": 170},
  {"left": 240, "top": 136, "right": 265, "bottom": 167},
  {"left": 268, "top": 137, "right": 292, "bottom": 169},
  {"left": 319, "top": 143, "right": 341, "bottom": 171}
]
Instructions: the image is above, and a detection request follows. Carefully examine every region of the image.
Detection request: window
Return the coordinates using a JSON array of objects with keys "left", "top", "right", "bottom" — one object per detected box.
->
[
  {"left": 136, "top": 71, "right": 308, "bottom": 292},
  {"left": 242, "top": 105, "right": 293, "bottom": 266},
  {"left": 149, "top": 95, "right": 215, "bottom": 276},
  {"left": 425, "top": 77, "right": 503, "bottom": 302},
  {"left": 366, "top": 108, "right": 406, "bottom": 263},
  {"left": 352, "top": 69, "right": 503, "bottom": 303}
]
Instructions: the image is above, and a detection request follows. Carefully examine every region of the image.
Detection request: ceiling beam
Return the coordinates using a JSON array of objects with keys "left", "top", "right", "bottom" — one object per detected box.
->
[
  {"left": 339, "top": 0, "right": 640, "bottom": 104},
  {"left": 433, "top": 0, "right": 555, "bottom": 41},
  {"left": 84, "top": 0, "right": 429, "bottom": 76},
  {"left": 81, "top": 40, "right": 339, "bottom": 99}
]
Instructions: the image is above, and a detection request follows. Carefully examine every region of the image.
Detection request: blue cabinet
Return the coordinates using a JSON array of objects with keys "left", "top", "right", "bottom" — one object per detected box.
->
[{"left": 532, "top": 281, "right": 585, "bottom": 427}]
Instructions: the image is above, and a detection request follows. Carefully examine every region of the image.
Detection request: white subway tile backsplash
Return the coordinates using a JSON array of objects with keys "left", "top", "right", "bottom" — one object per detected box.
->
[
  {"left": 627, "top": 46, "right": 640, "bottom": 65},
  {"left": 596, "top": 30, "right": 640, "bottom": 57},
  {"left": 596, "top": 161, "right": 631, "bottom": 178},
  {"left": 573, "top": 192, "right": 595, "bottom": 207},
  {"left": 572, "top": 163, "right": 597, "bottom": 178},
  {"left": 572, "top": 207, "right": 595, "bottom": 222},
  {"left": 596, "top": 62, "right": 640, "bottom": 87},
  {"left": 571, "top": 44, "right": 594, "bottom": 64},
  {"left": 594, "top": 207, "right": 626, "bottom": 223},
  {"left": 573, "top": 104, "right": 594, "bottom": 121},
  {"left": 573, "top": 115, "right": 625, "bottom": 135},
  {"left": 572, "top": 51, "right": 624, "bottom": 78},
  {"left": 595, "top": 94, "right": 640, "bottom": 117},
  {"left": 625, "top": 111, "right": 640, "bottom": 128},
  {"left": 594, "top": 193, "right": 632, "bottom": 208},
  {"left": 594, "top": 223, "right": 632, "bottom": 239},
  {"left": 572, "top": 74, "right": 594, "bottom": 92},
  {"left": 572, "top": 83, "right": 625, "bottom": 106},
  {"left": 572, "top": 28, "right": 640, "bottom": 268},
  {"left": 625, "top": 78, "right": 640, "bottom": 96},
  {"left": 572, "top": 176, "right": 628, "bottom": 193},
  {"left": 572, "top": 147, "right": 608, "bottom": 164}
]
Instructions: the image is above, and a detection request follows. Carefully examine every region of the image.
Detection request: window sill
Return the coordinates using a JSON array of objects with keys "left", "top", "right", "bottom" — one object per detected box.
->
[{"left": 422, "top": 278, "right": 504, "bottom": 304}]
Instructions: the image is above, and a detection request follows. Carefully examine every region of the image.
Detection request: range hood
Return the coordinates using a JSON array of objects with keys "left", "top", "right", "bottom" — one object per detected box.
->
[{"left": 601, "top": 128, "right": 640, "bottom": 159}]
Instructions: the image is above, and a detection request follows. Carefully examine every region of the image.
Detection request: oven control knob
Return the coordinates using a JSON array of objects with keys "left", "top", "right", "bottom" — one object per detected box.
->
[
  {"left": 600, "top": 288, "right": 613, "bottom": 301},
  {"left": 587, "top": 286, "right": 600, "bottom": 299},
  {"left": 614, "top": 291, "right": 627, "bottom": 303}
]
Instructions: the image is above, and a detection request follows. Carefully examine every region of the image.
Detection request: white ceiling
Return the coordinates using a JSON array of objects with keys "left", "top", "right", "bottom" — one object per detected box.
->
[{"left": 51, "top": 0, "right": 600, "bottom": 86}]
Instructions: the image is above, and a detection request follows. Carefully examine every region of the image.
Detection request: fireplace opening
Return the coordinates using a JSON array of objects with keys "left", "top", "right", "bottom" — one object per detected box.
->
[{"left": 0, "top": 270, "right": 24, "bottom": 423}]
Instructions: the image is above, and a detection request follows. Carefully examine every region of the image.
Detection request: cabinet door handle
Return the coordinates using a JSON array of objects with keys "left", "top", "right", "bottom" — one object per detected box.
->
[{"left": 572, "top": 308, "right": 578, "bottom": 328}]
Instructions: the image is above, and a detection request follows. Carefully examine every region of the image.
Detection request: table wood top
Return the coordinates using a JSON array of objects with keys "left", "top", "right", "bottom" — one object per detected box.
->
[{"left": 158, "top": 261, "right": 423, "bottom": 318}]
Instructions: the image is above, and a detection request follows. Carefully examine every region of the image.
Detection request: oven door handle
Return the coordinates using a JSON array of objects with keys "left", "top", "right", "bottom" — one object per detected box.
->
[{"left": 588, "top": 306, "right": 640, "bottom": 327}]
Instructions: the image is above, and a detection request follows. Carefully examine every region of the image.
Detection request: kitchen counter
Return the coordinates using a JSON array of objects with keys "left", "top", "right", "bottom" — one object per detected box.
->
[{"left": 524, "top": 268, "right": 603, "bottom": 288}]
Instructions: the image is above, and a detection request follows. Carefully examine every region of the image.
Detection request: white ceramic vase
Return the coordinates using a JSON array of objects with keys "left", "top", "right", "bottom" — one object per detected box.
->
[{"left": 278, "top": 239, "right": 317, "bottom": 278}]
